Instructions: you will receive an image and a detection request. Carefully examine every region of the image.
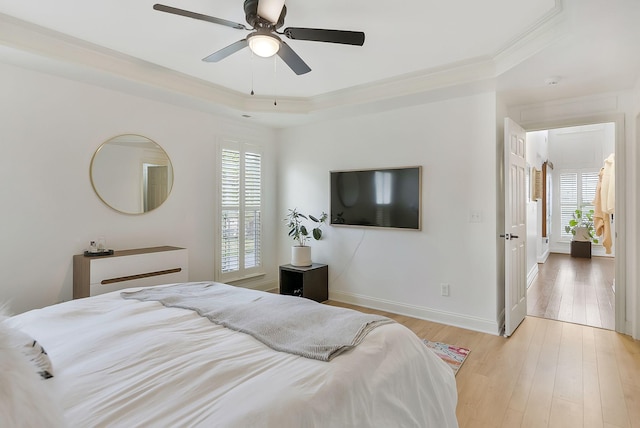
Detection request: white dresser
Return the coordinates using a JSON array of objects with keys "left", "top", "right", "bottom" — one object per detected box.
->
[{"left": 73, "top": 246, "right": 188, "bottom": 299}]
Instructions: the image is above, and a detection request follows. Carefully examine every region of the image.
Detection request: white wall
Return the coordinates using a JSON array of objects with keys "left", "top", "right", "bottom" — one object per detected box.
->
[
  {"left": 632, "top": 77, "right": 640, "bottom": 340},
  {"left": 277, "top": 92, "right": 502, "bottom": 334},
  {"left": 495, "top": 98, "right": 507, "bottom": 330},
  {"left": 525, "top": 130, "right": 549, "bottom": 284},
  {"left": 0, "top": 62, "right": 278, "bottom": 314}
]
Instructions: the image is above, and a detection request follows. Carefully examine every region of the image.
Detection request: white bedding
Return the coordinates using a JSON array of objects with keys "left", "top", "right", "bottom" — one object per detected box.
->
[{"left": 7, "top": 286, "right": 458, "bottom": 427}]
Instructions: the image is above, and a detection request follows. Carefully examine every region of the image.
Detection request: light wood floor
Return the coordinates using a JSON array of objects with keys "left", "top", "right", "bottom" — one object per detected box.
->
[
  {"left": 328, "top": 301, "right": 640, "bottom": 428},
  {"left": 527, "top": 253, "right": 615, "bottom": 330}
]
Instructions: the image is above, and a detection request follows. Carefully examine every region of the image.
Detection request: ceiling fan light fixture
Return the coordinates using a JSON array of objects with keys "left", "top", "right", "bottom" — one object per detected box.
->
[{"left": 248, "top": 33, "right": 280, "bottom": 58}]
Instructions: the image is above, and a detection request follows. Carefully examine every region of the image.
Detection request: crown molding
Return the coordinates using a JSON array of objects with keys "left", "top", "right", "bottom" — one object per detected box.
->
[
  {"left": 0, "top": 2, "right": 566, "bottom": 126},
  {"left": 493, "top": 0, "right": 565, "bottom": 74},
  {"left": 0, "top": 13, "right": 244, "bottom": 108}
]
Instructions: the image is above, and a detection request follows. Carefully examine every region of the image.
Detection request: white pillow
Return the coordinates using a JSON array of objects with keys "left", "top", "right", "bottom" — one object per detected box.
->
[
  {"left": 4, "top": 326, "right": 54, "bottom": 379},
  {"left": 0, "top": 317, "right": 65, "bottom": 427}
]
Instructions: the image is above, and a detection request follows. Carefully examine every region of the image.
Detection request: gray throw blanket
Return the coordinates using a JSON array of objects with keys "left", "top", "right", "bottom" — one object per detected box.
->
[{"left": 121, "top": 282, "right": 393, "bottom": 361}]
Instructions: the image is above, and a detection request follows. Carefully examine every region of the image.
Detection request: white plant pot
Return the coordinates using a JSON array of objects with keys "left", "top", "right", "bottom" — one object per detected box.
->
[
  {"left": 291, "top": 246, "right": 312, "bottom": 267},
  {"left": 573, "top": 226, "right": 591, "bottom": 242}
]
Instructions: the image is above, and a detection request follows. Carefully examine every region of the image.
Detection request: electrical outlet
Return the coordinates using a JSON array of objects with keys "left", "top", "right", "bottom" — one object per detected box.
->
[{"left": 440, "top": 283, "right": 450, "bottom": 297}]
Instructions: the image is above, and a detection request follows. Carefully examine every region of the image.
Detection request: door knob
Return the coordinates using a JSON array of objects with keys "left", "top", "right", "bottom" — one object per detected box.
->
[{"left": 500, "top": 234, "right": 519, "bottom": 240}]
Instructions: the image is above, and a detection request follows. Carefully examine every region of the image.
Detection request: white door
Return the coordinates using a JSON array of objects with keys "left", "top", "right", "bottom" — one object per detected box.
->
[
  {"left": 144, "top": 165, "right": 168, "bottom": 212},
  {"left": 504, "top": 117, "right": 527, "bottom": 337}
]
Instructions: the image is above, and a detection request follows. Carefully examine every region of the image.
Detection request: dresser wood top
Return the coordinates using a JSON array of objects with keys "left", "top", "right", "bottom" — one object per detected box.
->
[{"left": 74, "top": 246, "right": 185, "bottom": 259}]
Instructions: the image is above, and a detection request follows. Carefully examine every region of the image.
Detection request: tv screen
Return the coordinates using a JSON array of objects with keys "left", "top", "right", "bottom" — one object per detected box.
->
[{"left": 330, "top": 166, "right": 422, "bottom": 230}]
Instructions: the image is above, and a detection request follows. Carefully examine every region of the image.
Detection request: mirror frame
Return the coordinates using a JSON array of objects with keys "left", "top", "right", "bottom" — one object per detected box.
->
[{"left": 90, "top": 134, "right": 174, "bottom": 214}]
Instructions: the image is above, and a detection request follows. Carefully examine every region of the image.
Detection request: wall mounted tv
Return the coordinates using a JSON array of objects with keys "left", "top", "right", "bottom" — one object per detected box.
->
[{"left": 330, "top": 166, "right": 422, "bottom": 230}]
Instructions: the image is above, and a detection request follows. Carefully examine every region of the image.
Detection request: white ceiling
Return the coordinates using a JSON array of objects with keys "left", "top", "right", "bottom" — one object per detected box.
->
[{"left": 1, "top": 0, "right": 639, "bottom": 127}]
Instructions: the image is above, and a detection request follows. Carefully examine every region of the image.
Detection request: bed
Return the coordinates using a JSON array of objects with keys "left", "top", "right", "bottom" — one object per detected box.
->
[{"left": 3, "top": 282, "right": 458, "bottom": 427}]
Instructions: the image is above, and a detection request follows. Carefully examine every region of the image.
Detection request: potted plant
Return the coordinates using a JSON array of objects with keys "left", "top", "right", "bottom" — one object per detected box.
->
[
  {"left": 285, "top": 208, "right": 327, "bottom": 266},
  {"left": 564, "top": 207, "right": 598, "bottom": 258}
]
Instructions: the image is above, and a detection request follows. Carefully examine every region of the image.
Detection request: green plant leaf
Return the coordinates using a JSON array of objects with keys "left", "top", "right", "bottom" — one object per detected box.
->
[
  {"left": 312, "top": 228, "right": 322, "bottom": 240},
  {"left": 309, "top": 215, "right": 319, "bottom": 222}
]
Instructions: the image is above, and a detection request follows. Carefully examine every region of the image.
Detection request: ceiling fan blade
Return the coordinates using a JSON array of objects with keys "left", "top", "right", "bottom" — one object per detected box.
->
[
  {"left": 202, "top": 39, "right": 249, "bottom": 62},
  {"left": 277, "top": 41, "right": 311, "bottom": 75},
  {"left": 257, "top": 0, "right": 285, "bottom": 24},
  {"left": 283, "top": 28, "right": 365, "bottom": 46},
  {"left": 153, "top": 4, "right": 249, "bottom": 30}
]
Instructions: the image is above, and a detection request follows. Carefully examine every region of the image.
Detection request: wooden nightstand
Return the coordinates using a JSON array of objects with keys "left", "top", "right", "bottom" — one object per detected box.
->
[{"left": 279, "top": 263, "right": 328, "bottom": 303}]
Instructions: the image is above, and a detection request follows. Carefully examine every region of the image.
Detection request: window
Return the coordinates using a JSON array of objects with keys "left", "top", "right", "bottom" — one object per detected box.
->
[
  {"left": 217, "top": 142, "right": 263, "bottom": 281},
  {"left": 559, "top": 170, "right": 599, "bottom": 241}
]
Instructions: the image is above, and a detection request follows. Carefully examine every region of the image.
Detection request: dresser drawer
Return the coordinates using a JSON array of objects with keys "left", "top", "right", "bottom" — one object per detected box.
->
[
  {"left": 74, "top": 246, "right": 188, "bottom": 298},
  {"left": 89, "top": 249, "right": 187, "bottom": 284}
]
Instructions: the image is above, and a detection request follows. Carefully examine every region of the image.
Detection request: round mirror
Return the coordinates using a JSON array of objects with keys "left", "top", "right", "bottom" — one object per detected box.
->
[{"left": 90, "top": 134, "right": 174, "bottom": 214}]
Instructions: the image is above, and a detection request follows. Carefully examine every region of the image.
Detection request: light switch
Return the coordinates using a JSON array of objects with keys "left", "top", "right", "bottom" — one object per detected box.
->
[{"left": 469, "top": 210, "right": 482, "bottom": 223}]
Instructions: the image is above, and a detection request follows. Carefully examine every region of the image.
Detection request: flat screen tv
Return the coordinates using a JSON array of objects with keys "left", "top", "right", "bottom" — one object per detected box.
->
[{"left": 330, "top": 166, "right": 422, "bottom": 230}]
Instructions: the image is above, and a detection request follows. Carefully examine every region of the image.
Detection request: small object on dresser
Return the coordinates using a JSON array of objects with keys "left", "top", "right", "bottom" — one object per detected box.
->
[
  {"left": 84, "top": 249, "right": 114, "bottom": 257},
  {"left": 85, "top": 239, "right": 113, "bottom": 256}
]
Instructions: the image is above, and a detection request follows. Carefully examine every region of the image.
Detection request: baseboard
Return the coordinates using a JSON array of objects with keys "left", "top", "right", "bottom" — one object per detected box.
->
[
  {"left": 330, "top": 290, "right": 501, "bottom": 336},
  {"left": 251, "top": 283, "right": 278, "bottom": 293},
  {"left": 230, "top": 277, "right": 278, "bottom": 293},
  {"left": 537, "top": 248, "right": 550, "bottom": 263}
]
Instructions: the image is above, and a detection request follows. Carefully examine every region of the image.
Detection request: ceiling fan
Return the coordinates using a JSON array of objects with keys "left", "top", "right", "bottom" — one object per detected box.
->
[{"left": 153, "top": 0, "right": 365, "bottom": 75}]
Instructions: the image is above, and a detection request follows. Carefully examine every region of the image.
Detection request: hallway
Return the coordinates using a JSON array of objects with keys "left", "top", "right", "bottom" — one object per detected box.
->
[{"left": 527, "top": 253, "right": 615, "bottom": 330}]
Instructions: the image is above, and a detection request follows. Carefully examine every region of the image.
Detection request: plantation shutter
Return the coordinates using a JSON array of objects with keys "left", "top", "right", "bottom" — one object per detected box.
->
[
  {"left": 559, "top": 170, "right": 599, "bottom": 241},
  {"left": 221, "top": 149, "right": 241, "bottom": 273},
  {"left": 581, "top": 172, "right": 599, "bottom": 211},
  {"left": 560, "top": 173, "right": 578, "bottom": 240},
  {"left": 218, "top": 144, "right": 263, "bottom": 279},
  {"left": 244, "top": 151, "right": 262, "bottom": 269}
]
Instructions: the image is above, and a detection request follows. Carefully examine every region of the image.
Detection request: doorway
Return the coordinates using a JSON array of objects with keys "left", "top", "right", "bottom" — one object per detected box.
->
[{"left": 524, "top": 122, "right": 616, "bottom": 330}]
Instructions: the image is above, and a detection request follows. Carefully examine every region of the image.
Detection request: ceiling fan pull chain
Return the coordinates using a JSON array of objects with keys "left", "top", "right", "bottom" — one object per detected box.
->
[
  {"left": 273, "top": 55, "right": 278, "bottom": 106},
  {"left": 250, "top": 50, "right": 255, "bottom": 95}
]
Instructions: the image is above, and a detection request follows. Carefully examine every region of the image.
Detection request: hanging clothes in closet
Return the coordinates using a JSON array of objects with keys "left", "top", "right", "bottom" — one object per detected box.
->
[
  {"left": 601, "top": 153, "right": 615, "bottom": 214},
  {"left": 593, "top": 153, "right": 614, "bottom": 254}
]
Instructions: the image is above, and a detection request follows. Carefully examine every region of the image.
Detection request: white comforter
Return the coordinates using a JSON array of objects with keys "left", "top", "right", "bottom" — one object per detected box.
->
[{"left": 8, "top": 287, "right": 458, "bottom": 427}]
